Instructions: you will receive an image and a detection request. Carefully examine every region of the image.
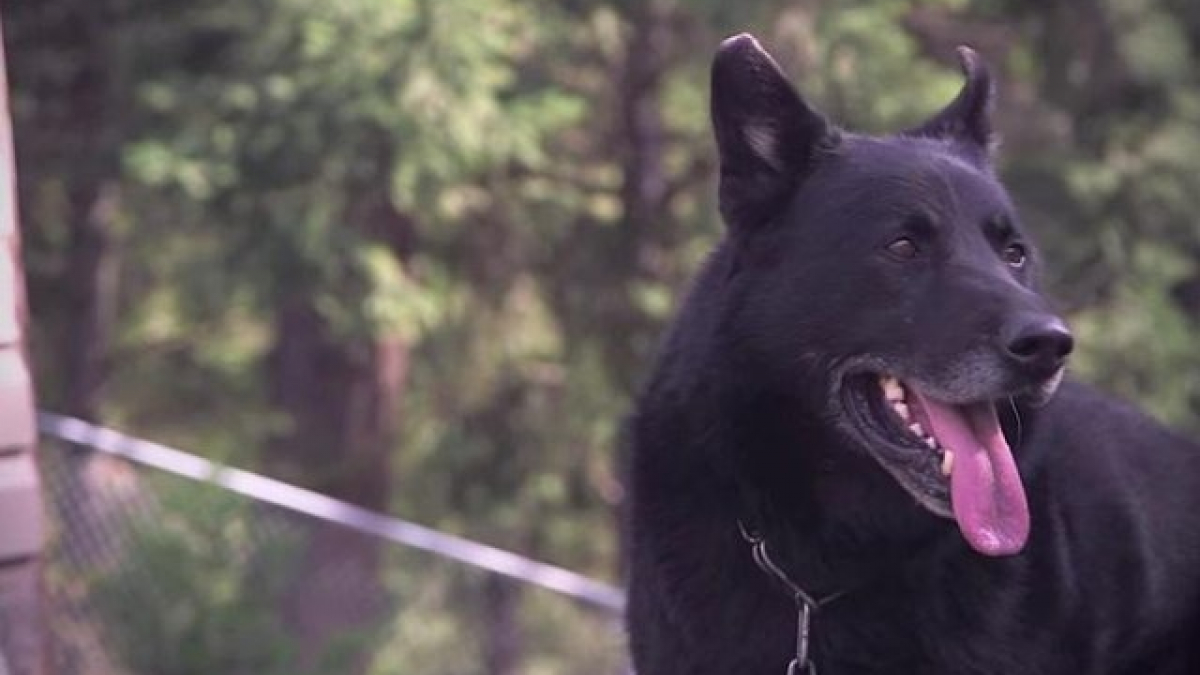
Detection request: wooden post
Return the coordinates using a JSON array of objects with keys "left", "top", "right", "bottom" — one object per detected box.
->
[{"left": 0, "top": 12, "right": 47, "bottom": 675}]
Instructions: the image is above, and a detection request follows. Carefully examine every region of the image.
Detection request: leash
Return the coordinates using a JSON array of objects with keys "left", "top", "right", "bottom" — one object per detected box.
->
[{"left": 738, "top": 520, "right": 850, "bottom": 675}]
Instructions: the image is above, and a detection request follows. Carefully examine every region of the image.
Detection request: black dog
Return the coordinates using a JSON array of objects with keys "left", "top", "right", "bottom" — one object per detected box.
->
[{"left": 625, "top": 34, "right": 1200, "bottom": 675}]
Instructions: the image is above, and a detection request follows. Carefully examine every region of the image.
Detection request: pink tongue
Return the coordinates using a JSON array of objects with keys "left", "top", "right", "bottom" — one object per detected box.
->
[{"left": 912, "top": 393, "right": 1029, "bottom": 556}]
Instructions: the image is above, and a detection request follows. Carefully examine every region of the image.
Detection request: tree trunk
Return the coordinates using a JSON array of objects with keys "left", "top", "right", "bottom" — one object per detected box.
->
[
  {"left": 5, "top": 0, "right": 123, "bottom": 422},
  {"left": 62, "top": 180, "right": 118, "bottom": 422},
  {"left": 480, "top": 576, "right": 522, "bottom": 675},
  {"left": 267, "top": 170, "right": 413, "bottom": 669},
  {"left": 608, "top": 1, "right": 674, "bottom": 394},
  {"left": 268, "top": 299, "right": 408, "bottom": 667},
  {"left": 611, "top": 2, "right": 677, "bottom": 589},
  {"left": 269, "top": 301, "right": 406, "bottom": 507}
]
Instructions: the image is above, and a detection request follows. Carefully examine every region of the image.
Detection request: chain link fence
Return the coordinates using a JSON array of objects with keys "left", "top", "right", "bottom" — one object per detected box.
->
[{"left": 38, "top": 416, "right": 628, "bottom": 675}]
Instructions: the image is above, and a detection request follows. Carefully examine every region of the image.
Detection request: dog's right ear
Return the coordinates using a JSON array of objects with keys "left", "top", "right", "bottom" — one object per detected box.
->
[{"left": 711, "top": 34, "right": 834, "bottom": 232}]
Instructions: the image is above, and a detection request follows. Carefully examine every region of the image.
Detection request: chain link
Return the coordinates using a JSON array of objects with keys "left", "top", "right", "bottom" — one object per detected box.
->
[
  {"left": 785, "top": 601, "right": 816, "bottom": 675},
  {"left": 739, "top": 520, "right": 845, "bottom": 675}
]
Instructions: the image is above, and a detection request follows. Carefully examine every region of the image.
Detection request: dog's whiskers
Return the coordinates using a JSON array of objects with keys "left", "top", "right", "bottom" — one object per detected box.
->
[{"left": 1007, "top": 396, "right": 1023, "bottom": 447}]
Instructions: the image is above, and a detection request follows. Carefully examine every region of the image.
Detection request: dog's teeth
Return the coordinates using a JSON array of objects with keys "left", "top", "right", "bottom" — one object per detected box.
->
[
  {"left": 908, "top": 422, "right": 925, "bottom": 437},
  {"left": 941, "top": 450, "right": 955, "bottom": 477},
  {"left": 924, "top": 436, "right": 938, "bottom": 450},
  {"left": 880, "top": 376, "right": 905, "bottom": 402},
  {"left": 891, "top": 401, "right": 911, "bottom": 422}
]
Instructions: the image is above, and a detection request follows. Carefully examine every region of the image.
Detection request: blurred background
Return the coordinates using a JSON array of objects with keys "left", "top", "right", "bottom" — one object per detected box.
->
[{"left": 5, "top": 0, "right": 1200, "bottom": 673}]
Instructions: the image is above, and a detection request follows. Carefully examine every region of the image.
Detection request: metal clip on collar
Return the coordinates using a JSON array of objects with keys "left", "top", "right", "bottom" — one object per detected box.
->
[{"left": 739, "top": 521, "right": 847, "bottom": 675}]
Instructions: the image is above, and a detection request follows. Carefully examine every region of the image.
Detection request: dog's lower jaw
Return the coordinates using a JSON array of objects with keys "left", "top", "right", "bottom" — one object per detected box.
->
[{"left": 831, "top": 373, "right": 954, "bottom": 516}]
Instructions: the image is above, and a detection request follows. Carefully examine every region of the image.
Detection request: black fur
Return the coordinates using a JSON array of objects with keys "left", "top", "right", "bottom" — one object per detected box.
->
[{"left": 625, "top": 34, "right": 1200, "bottom": 675}]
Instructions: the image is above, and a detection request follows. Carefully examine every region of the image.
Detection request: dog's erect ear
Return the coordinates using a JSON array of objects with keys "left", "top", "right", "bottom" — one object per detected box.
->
[
  {"left": 711, "top": 34, "right": 834, "bottom": 232},
  {"left": 906, "top": 46, "right": 996, "bottom": 161}
]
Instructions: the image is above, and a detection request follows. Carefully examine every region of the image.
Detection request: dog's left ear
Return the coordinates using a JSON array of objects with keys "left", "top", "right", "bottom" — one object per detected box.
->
[
  {"left": 711, "top": 34, "right": 836, "bottom": 233},
  {"left": 906, "top": 46, "right": 996, "bottom": 163}
]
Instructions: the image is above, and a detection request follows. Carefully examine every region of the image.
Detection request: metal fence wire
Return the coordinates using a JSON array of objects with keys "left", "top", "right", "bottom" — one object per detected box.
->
[{"left": 37, "top": 415, "right": 628, "bottom": 675}]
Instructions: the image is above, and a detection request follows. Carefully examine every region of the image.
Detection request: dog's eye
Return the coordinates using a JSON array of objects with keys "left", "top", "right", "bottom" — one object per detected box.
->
[
  {"left": 1001, "top": 243, "right": 1027, "bottom": 268},
  {"left": 886, "top": 237, "right": 919, "bottom": 260}
]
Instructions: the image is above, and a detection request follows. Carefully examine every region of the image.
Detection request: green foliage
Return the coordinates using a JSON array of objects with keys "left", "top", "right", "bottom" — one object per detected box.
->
[
  {"left": 89, "top": 481, "right": 302, "bottom": 675},
  {"left": 810, "top": 3, "right": 964, "bottom": 129},
  {"left": 1072, "top": 245, "right": 1200, "bottom": 432},
  {"left": 366, "top": 554, "right": 625, "bottom": 675}
]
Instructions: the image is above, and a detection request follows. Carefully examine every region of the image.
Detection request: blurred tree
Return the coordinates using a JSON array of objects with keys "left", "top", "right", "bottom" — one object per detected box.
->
[{"left": 7, "top": 0, "right": 136, "bottom": 422}]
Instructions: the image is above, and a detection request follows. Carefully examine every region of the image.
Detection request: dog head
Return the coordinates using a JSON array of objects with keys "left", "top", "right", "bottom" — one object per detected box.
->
[{"left": 710, "top": 35, "right": 1072, "bottom": 555}]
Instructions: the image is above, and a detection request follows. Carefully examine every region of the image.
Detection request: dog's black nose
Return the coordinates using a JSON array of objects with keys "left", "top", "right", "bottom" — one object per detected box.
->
[{"left": 1002, "top": 315, "right": 1074, "bottom": 375}]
